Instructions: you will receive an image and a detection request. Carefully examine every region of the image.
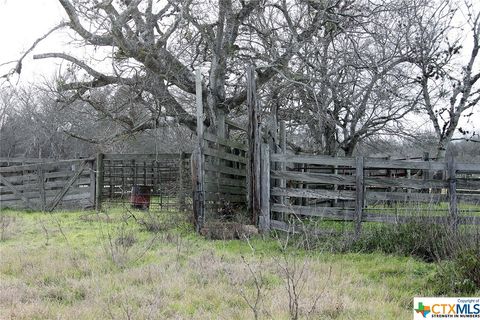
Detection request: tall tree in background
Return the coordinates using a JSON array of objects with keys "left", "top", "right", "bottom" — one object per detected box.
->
[{"left": 406, "top": 0, "right": 480, "bottom": 159}]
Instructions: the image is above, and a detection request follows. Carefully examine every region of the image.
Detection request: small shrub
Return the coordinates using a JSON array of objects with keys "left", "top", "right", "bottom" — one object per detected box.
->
[
  {"left": 102, "top": 224, "right": 137, "bottom": 268},
  {"left": 115, "top": 232, "right": 137, "bottom": 248},
  {"left": 431, "top": 248, "right": 480, "bottom": 295}
]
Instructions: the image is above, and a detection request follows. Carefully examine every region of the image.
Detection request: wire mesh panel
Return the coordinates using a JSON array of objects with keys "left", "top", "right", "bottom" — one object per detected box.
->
[{"left": 100, "top": 153, "right": 191, "bottom": 212}]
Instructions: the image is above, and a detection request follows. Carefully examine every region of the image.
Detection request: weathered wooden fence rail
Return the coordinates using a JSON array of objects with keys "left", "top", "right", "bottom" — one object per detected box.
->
[
  {"left": 0, "top": 158, "right": 95, "bottom": 211},
  {"left": 268, "top": 152, "right": 480, "bottom": 236}
]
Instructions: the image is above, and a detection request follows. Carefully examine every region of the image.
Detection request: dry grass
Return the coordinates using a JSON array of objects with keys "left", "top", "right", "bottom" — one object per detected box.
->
[{"left": 0, "top": 208, "right": 433, "bottom": 319}]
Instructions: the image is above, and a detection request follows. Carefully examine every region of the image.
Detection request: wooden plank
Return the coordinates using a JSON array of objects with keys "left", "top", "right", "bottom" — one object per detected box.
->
[
  {"left": 0, "top": 174, "right": 36, "bottom": 210},
  {"left": 457, "top": 193, "right": 480, "bottom": 204},
  {"left": 271, "top": 170, "right": 356, "bottom": 185},
  {"left": 0, "top": 157, "right": 53, "bottom": 164},
  {"left": 270, "top": 206, "right": 480, "bottom": 226},
  {"left": 47, "top": 161, "right": 88, "bottom": 212},
  {"left": 0, "top": 173, "right": 38, "bottom": 184},
  {"left": 364, "top": 158, "right": 446, "bottom": 171},
  {"left": 365, "top": 176, "right": 448, "bottom": 189},
  {"left": 1, "top": 177, "right": 92, "bottom": 193},
  {"left": 271, "top": 153, "right": 355, "bottom": 167},
  {"left": 271, "top": 187, "right": 356, "bottom": 201},
  {"left": 271, "top": 204, "right": 356, "bottom": 220},
  {"left": 456, "top": 163, "right": 480, "bottom": 173},
  {"left": 0, "top": 158, "right": 94, "bottom": 173},
  {"left": 1, "top": 185, "right": 92, "bottom": 201},
  {"left": 3, "top": 192, "right": 94, "bottom": 209},
  {"left": 355, "top": 157, "right": 364, "bottom": 238},
  {"left": 95, "top": 153, "right": 104, "bottom": 211},
  {"left": 204, "top": 147, "right": 247, "bottom": 164},
  {"left": 259, "top": 143, "right": 270, "bottom": 232},
  {"left": 203, "top": 132, "right": 248, "bottom": 151},
  {"left": 102, "top": 153, "right": 181, "bottom": 161},
  {"left": 204, "top": 162, "right": 247, "bottom": 177},
  {"left": 456, "top": 179, "right": 480, "bottom": 190},
  {"left": 366, "top": 191, "right": 446, "bottom": 203}
]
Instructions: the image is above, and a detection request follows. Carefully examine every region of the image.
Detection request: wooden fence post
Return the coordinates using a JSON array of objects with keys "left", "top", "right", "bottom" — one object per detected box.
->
[
  {"left": 279, "top": 121, "right": 286, "bottom": 221},
  {"left": 178, "top": 152, "right": 186, "bottom": 212},
  {"left": 447, "top": 153, "right": 458, "bottom": 232},
  {"left": 89, "top": 160, "right": 96, "bottom": 208},
  {"left": 194, "top": 69, "right": 205, "bottom": 231},
  {"left": 260, "top": 143, "right": 270, "bottom": 232},
  {"left": 95, "top": 153, "right": 104, "bottom": 211},
  {"left": 247, "top": 65, "right": 261, "bottom": 225},
  {"left": 354, "top": 156, "right": 364, "bottom": 239},
  {"left": 37, "top": 164, "right": 46, "bottom": 211}
]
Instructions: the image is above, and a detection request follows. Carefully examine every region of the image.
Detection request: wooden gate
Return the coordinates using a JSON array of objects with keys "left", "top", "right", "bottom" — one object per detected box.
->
[{"left": 0, "top": 158, "right": 95, "bottom": 211}]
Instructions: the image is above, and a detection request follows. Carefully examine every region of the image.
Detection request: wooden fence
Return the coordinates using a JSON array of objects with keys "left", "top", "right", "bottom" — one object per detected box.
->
[
  {"left": 191, "top": 129, "right": 248, "bottom": 229},
  {"left": 0, "top": 158, "right": 95, "bottom": 211},
  {"left": 266, "top": 152, "right": 480, "bottom": 236},
  {"left": 191, "top": 70, "right": 249, "bottom": 230}
]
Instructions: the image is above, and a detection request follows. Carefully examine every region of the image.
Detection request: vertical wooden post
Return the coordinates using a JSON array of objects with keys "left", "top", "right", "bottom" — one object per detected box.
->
[
  {"left": 406, "top": 155, "right": 411, "bottom": 194},
  {"left": 247, "top": 65, "right": 261, "bottom": 225},
  {"left": 423, "top": 152, "right": 430, "bottom": 185},
  {"left": 89, "top": 160, "right": 96, "bottom": 208},
  {"left": 279, "top": 121, "right": 286, "bottom": 209},
  {"left": 447, "top": 153, "right": 458, "bottom": 232},
  {"left": 195, "top": 69, "right": 205, "bottom": 231},
  {"left": 95, "top": 153, "right": 104, "bottom": 211},
  {"left": 37, "top": 164, "right": 46, "bottom": 211},
  {"left": 354, "top": 156, "right": 364, "bottom": 239},
  {"left": 260, "top": 143, "right": 270, "bottom": 232},
  {"left": 178, "top": 152, "right": 186, "bottom": 212}
]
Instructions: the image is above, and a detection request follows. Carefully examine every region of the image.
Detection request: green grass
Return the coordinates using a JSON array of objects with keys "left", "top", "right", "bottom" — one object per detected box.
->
[{"left": 0, "top": 208, "right": 438, "bottom": 319}]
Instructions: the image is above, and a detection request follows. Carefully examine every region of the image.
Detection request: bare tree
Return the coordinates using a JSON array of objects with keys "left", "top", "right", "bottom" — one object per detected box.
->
[
  {"left": 406, "top": 0, "right": 480, "bottom": 159},
  {"left": 2, "top": 0, "right": 348, "bottom": 141}
]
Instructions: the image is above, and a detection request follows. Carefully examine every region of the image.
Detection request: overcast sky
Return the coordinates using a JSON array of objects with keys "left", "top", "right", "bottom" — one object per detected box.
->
[
  {"left": 0, "top": 0, "right": 66, "bottom": 82},
  {"left": 0, "top": 0, "right": 478, "bottom": 136}
]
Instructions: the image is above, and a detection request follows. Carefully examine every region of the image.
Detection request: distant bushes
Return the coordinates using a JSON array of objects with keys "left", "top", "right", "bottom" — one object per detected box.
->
[{"left": 350, "top": 223, "right": 456, "bottom": 262}]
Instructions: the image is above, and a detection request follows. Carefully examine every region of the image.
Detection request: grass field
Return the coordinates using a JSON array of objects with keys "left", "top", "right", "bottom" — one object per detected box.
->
[{"left": 0, "top": 208, "right": 439, "bottom": 319}]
